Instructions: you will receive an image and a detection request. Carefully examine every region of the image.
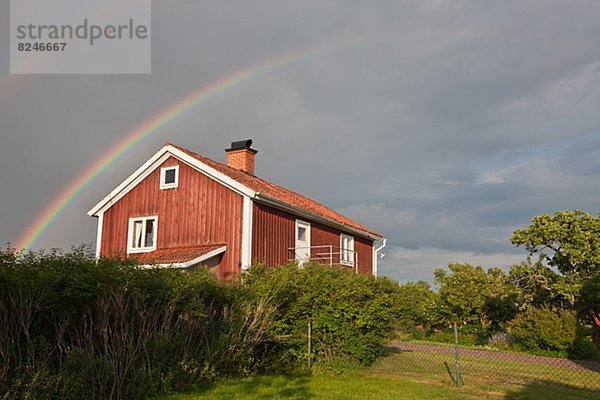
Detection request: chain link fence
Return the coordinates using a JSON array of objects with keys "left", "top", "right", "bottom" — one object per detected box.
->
[
  {"left": 302, "top": 320, "right": 600, "bottom": 398},
  {"left": 368, "top": 340, "right": 600, "bottom": 398}
]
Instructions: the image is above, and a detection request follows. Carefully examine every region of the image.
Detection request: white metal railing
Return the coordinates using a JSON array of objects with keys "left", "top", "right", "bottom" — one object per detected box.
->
[{"left": 288, "top": 245, "right": 359, "bottom": 273}]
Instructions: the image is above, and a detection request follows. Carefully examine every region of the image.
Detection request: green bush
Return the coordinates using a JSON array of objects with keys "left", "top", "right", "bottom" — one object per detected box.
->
[
  {"left": 243, "top": 263, "right": 401, "bottom": 367},
  {"left": 507, "top": 306, "right": 577, "bottom": 356},
  {"left": 567, "top": 337, "right": 600, "bottom": 360},
  {"left": 394, "top": 281, "right": 439, "bottom": 333},
  {"left": 0, "top": 247, "right": 275, "bottom": 400}
]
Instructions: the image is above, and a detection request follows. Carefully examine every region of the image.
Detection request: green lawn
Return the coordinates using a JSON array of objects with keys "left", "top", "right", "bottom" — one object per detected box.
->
[
  {"left": 155, "top": 373, "right": 481, "bottom": 400},
  {"left": 154, "top": 371, "right": 599, "bottom": 400}
]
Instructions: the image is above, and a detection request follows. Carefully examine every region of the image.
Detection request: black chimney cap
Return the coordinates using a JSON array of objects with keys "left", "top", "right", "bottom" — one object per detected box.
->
[{"left": 226, "top": 139, "right": 257, "bottom": 153}]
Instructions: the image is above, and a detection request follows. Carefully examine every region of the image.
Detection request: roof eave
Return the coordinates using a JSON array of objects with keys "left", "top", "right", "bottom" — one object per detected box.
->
[{"left": 254, "top": 193, "right": 383, "bottom": 241}]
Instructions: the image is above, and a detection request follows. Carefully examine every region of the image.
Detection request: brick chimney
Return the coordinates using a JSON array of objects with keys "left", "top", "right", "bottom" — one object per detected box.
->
[{"left": 225, "top": 139, "right": 257, "bottom": 175}]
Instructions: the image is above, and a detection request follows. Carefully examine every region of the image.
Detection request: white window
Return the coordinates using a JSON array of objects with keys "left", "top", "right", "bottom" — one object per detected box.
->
[
  {"left": 160, "top": 165, "right": 179, "bottom": 189},
  {"left": 127, "top": 216, "right": 158, "bottom": 253},
  {"left": 340, "top": 234, "right": 355, "bottom": 265}
]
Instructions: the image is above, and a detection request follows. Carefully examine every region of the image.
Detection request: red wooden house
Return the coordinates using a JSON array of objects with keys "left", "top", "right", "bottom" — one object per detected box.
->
[{"left": 88, "top": 140, "right": 385, "bottom": 280}]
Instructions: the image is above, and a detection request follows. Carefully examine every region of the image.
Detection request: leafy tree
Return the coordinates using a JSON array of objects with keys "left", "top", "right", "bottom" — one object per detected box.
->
[
  {"left": 509, "top": 258, "right": 574, "bottom": 308},
  {"left": 511, "top": 210, "right": 600, "bottom": 281},
  {"left": 512, "top": 210, "right": 600, "bottom": 352},
  {"left": 434, "top": 263, "right": 518, "bottom": 335},
  {"left": 395, "top": 281, "right": 439, "bottom": 331}
]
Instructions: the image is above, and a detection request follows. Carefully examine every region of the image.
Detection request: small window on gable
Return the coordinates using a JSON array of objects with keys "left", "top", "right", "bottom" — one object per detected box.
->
[
  {"left": 340, "top": 234, "right": 355, "bottom": 266},
  {"left": 160, "top": 165, "right": 179, "bottom": 189},
  {"left": 128, "top": 216, "right": 158, "bottom": 253}
]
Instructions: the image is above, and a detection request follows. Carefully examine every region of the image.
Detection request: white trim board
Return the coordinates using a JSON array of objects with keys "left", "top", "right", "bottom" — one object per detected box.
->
[
  {"left": 241, "top": 197, "right": 253, "bottom": 271},
  {"left": 94, "top": 212, "right": 104, "bottom": 258}
]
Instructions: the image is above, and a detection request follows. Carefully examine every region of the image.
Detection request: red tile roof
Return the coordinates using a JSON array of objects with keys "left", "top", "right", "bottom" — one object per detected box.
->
[
  {"left": 131, "top": 244, "right": 225, "bottom": 265},
  {"left": 171, "top": 144, "right": 382, "bottom": 239}
]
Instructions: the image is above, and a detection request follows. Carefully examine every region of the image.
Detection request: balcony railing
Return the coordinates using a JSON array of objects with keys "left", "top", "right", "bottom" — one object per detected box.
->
[{"left": 288, "top": 245, "right": 359, "bottom": 273}]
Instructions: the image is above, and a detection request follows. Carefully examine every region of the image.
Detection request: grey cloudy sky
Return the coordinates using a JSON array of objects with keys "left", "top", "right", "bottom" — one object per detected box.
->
[{"left": 1, "top": 1, "right": 599, "bottom": 282}]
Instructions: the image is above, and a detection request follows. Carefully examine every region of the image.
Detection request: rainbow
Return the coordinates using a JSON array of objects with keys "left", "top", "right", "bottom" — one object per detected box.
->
[{"left": 13, "top": 42, "right": 342, "bottom": 251}]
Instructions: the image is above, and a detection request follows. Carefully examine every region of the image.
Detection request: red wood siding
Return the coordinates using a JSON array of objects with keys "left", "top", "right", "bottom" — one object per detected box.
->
[
  {"left": 252, "top": 203, "right": 374, "bottom": 275},
  {"left": 100, "top": 156, "right": 244, "bottom": 280},
  {"left": 252, "top": 204, "right": 295, "bottom": 266},
  {"left": 354, "top": 235, "right": 374, "bottom": 275}
]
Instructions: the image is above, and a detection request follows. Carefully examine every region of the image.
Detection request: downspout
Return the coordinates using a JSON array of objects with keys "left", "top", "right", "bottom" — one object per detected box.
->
[{"left": 373, "top": 238, "right": 387, "bottom": 277}]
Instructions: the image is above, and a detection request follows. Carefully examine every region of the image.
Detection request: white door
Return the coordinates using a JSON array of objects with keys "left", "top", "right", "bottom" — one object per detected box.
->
[{"left": 295, "top": 220, "right": 311, "bottom": 265}]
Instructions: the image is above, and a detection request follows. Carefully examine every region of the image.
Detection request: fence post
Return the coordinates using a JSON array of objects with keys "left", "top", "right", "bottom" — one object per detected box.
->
[
  {"left": 307, "top": 319, "right": 312, "bottom": 374},
  {"left": 453, "top": 321, "right": 461, "bottom": 388}
]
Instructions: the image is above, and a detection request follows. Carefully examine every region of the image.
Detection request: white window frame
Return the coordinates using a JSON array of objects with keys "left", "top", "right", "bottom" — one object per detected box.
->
[
  {"left": 340, "top": 233, "right": 355, "bottom": 266},
  {"left": 127, "top": 215, "right": 158, "bottom": 253},
  {"left": 160, "top": 165, "right": 179, "bottom": 189}
]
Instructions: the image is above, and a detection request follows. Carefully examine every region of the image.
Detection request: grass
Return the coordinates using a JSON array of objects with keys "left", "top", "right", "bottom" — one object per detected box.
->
[
  {"left": 154, "top": 371, "right": 599, "bottom": 400},
  {"left": 155, "top": 373, "right": 490, "bottom": 400}
]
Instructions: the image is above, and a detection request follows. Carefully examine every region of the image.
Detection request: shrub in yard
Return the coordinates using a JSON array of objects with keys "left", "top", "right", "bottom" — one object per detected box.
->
[
  {"left": 0, "top": 246, "right": 275, "bottom": 400},
  {"left": 567, "top": 337, "right": 600, "bottom": 360},
  {"left": 394, "top": 281, "right": 439, "bottom": 335},
  {"left": 507, "top": 306, "right": 577, "bottom": 356},
  {"left": 243, "top": 263, "right": 401, "bottom": 368},
  {"left": 577, "top": 273, "right": 600, "bottom": 350}
]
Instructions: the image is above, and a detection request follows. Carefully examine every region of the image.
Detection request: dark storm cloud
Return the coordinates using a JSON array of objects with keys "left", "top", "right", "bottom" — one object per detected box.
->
[{"left": 1, "top": 1, "right": 599, "bottom": 282}]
